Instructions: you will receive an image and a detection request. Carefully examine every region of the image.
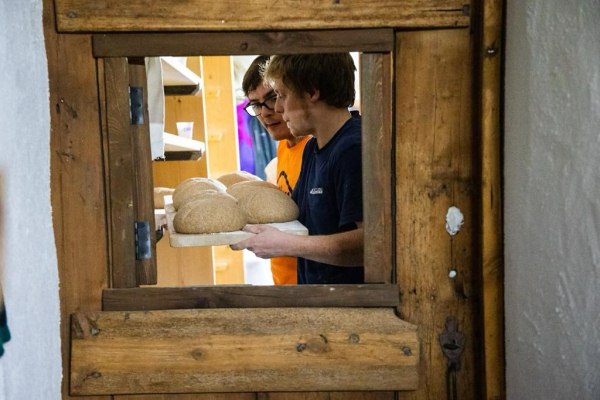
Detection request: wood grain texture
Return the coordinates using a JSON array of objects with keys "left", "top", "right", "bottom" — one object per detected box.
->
[
  {"left": 104, "top": 57, "right": 138, "bottom": 288},
  {"left": 44, "top": 0, "right": 110, "bottom": 398},
  {"left": 93, "top": 30, "right": 394, "bottom": 57},
  {"left": 119, "top": 394, "right": 255, "bottom": 400},
  {"left": 201, "top": 56, "right": 245, "bottom": 284},
  {"left": 70, "top": 308, "right": 418, "bottom": 395},
  {"left": 394, "top": 29, "right": 478, "bottom": 399},
  {"left": 103, "top": 284, "right": 400, "bottom": 311},
  {"left": 258, "top": 393, "right": 395, "bottom": 400},
  {"left": 154, "top": 230, "right": 215, "bottom": 286},
  {"left": 56, "top": 0, "right": 469, "bottom": 32},
  {"left": 128, "top": 61, "right": 158, "bottom": 285},
  {"left": 480, "top": 0, "right": 506, "bottom": 398},
  {"left": 361, "top": 52, "right": 394, "bottom": 284}
]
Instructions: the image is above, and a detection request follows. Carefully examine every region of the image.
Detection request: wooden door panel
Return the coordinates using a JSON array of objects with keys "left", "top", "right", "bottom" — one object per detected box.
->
[
  {"left": 45, "top": 0, "right": 505, "bottom": 392},
  {"left": 70, "top": 308, "right": 418, "bottom": 395},
  {"left": 395, "top": 29, "right": 478, "bottom": 399}
]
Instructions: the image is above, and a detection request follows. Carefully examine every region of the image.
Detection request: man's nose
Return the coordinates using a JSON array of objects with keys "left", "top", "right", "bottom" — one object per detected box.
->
[{"left": 274, "top": 97, "right": 284, "bottom": 113}]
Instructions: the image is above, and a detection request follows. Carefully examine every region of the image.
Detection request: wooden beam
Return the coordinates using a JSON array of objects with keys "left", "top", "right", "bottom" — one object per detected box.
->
[
  {"left": 361, "top": 52, "right": 394, "bottom": 283},
  {"left": 128, "top": 60, "right": 158, "bottom": 285},
  {"left": 104, "top": 57, "right": 138, "bottom": 288},
  {"left": 56, "top": 0, "right": 470, "bottom": 32},
  {"left": 93, "top": 30, "right": 394, "bottom": 57},
  {"left": 395, "top": 29, "right": 478, "bottom": 399},
  {"left": 70, "top": 308, "right": 418, "bottom": 395},
  {"left": 103, "top": 284, "right": 400, "bottom": 311},
  {"left": 480, "top": 0, "right": 506, "bottom": 398},
  {"left": 44, "top": 0, "right": 111, "bottom": 397}
]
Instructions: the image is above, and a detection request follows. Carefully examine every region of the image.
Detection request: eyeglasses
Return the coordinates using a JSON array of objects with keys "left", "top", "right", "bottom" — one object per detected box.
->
[{"left": 244, "top": 94, "right": 277, "bottom": 117}]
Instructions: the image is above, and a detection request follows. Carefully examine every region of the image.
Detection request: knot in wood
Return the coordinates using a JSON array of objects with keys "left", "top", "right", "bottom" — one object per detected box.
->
[
  {"left": 85, "top": 371, "right": 102, "bottom": 380},
  {"left": 191, "top": 349, "right": 203, "bottom": 360}
]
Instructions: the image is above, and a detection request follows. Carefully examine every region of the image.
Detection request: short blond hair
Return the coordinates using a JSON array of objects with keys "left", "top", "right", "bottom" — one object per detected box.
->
[{"left": 264, "top": 53, "right": 356, "bottom": 108}]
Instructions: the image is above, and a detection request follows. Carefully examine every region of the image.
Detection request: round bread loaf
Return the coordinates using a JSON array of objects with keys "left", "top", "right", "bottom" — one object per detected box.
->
[
  {"left": 173, "top": 192, "right": 247, "bottom": 234},
  {"left": 153, "top": 187, "right": 175, "bottom": 209},
  {"left": 228, "top": 184, "right": 299, "bottom": 224},
  {"left": 172, "top": 177, "right": 227, "bottom": 210},
  {"left": 227, "top": 179, "right": 278, "bottom": 199},
  {"left": 217, "top": 171, "right": 262, "bottom": 187}
]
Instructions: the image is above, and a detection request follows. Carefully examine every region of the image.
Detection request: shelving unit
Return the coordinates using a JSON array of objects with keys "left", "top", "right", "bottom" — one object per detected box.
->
[
  {"left": 161, "top": 56, "right": 202, "bottom": 96},
  {"left": 160, "top": 132, "right": 205, "bottom": 161}
]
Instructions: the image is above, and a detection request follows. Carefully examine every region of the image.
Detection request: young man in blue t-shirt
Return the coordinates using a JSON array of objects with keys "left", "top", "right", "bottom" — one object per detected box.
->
[{"left": 231, "top": 53, "right": 363, "bottom": 284}]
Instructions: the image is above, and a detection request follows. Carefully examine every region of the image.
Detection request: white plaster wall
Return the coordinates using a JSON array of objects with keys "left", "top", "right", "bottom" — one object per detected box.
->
[
  {"left": 0, "top": 1, "right": 62, "bottom": 399},
  {"left": 505, "top": 0, "right": 600, "bottom": 398}
]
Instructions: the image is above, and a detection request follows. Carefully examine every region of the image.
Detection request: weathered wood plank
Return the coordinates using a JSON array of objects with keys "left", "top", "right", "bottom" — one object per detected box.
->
[
  {"left": 44, "top": 0, "right": 110, "bottom": 398},
  {"left": 56, "top": 0, "right": 470, "bottom": 32},
  {"left": 118, "top": 394, "right": 255, "bottom": 400},
  {"left": 361, "top": 52, "right": 394, "bottom": 284},
  {"left": 104, "top": 57, "right": 138, "bottom": 288},
  {"left": 70, "top": 308, "right": 418, "bottom": 395},
  {"left": 93, "top": 30, "right": 394, "bottom": 57},
  {"left": 128, "top": 60, "right": 158, "bottom": 285},
  {"left": 394, "top": 29, "right": 477, "bottom": 399},
  {"left": 480, "top": 0, "right": 506, "bottom": 398},
  {"left": 103, "top": 284, "right": 399, "bottom": 311},
  {"left": 259, "top": 393, "right": 395, "bottom": 400}
]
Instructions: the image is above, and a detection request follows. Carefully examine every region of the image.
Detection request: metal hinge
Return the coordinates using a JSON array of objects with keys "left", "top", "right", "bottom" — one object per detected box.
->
[
  {"left": 134, "top": 221, "right": 151, "bottom": 260},
  {"left": 129, "top": 86, "right": 144, "bottom": 125}
]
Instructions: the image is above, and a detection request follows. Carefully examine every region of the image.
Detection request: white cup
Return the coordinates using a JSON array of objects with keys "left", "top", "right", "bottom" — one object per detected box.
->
[{"left": 176, "top": 122, "right": 194, "bottom": 139}]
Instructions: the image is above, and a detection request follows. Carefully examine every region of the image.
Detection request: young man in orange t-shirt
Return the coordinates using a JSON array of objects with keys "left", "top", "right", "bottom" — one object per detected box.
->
[{"left": 242, "top": 55, "right": 309, "bottom": 284}]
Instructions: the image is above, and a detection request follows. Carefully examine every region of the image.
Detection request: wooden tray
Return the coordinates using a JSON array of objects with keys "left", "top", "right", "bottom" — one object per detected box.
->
[{"left": 165, "top": 204, "right": 308, "bottom": 247}]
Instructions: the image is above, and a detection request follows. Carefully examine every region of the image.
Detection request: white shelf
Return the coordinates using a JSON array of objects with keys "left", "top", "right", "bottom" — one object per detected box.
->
[
  {"left": 163, "top": 132, "right": 205, "bottom": 152},
  {"left": 161, "top": 57, "right": 202, "bottom": 95}
]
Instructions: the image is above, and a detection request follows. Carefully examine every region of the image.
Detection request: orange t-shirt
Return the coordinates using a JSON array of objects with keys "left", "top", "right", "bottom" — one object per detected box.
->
[{"left": 270, "top": 136, "right": 310, "bottom": 285}]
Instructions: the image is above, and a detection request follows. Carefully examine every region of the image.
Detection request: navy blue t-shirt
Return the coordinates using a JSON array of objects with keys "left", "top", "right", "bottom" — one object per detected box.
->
[{"left": 292, "top": 112, "right": 364, "bottom": 284}]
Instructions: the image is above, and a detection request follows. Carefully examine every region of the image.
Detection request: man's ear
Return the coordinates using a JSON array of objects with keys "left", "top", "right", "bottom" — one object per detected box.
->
[{"left": 306, "top": 88, "right": 320, "bottom": 103}]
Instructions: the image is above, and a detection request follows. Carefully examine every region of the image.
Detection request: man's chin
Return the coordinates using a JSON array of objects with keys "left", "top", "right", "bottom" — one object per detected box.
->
[
  {"left": 291, "top": 130, "right": 309, "bottom": 138},
  {"left": 267, "top": 126, "right": 290, "bottom": 141}
]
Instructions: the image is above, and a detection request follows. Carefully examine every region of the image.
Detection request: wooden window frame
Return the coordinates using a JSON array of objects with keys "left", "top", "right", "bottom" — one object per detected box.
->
[{"left": 97, "top": 29, "right": 397, "bottom": 309}]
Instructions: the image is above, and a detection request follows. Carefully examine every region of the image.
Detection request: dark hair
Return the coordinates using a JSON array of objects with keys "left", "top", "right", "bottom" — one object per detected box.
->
[
  {"left": 242, "top": 55, "right": 270, "bottom": 96},
  {"left": 264, "top": 53, "right": 356, "bottom": 108}
]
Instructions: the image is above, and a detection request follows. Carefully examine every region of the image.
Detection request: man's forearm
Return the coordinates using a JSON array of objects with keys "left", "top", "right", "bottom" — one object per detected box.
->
[{"left": 293, "top": 227, "right": 364, "bottom": 267}]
